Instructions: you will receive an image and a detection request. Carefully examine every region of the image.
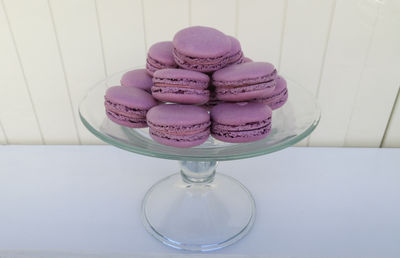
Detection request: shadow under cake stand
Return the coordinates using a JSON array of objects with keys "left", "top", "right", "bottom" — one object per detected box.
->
[{"left": 79, "top": 69, "right": 320, "bottom": 252}]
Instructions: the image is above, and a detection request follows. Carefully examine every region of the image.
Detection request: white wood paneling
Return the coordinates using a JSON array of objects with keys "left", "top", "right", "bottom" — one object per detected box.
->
[
  {"left": 95, "top": 0, "right": 146, "bottom": 76},
  {"left": 237, "top": 0, "right": 285, "bottom": 64},
  {"left": 280, "top": 0, "right": 335, "bottom": 147},
  {"left": 191, "top": 0, "right": 236, "bottom": 36},
  {"left": 49, "top": 0, "right": 104, "bottom": 144},
  {"left": 3, "top": 0, "right": 67, "bottom": 144},
  {"left": 308, "top": 0, "right": 381, "bottom": 147},
  {"left": 143, "top": 0, "right": 189, "bottom": 49},
  {"left": 0, "top": 0, "right": 399, "bottom": 147},
  {"left": 382, "top": 89, "right": 400, "bottom": 148},
  {"left": 3, "top": 0, "right": 80, "bottom": 144},
  {"left": 0, "top": 0, "right": 43, "bottom": 144},
  {"left": 344, "top": 0, "right": 400, "bottom": 147},
  {"left": 280, "top": 0, "right": 335, "bottom": 96}
]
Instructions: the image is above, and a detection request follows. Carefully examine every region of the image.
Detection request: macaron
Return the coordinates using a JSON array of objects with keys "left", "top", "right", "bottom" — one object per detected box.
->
[
  {"left": 211, "top": 102, "right": 272, "bottom": 143},
  {"left": 152, "top": 68, "right": 210, "bottom": 104},
  {"left": 120, "top": 69, "right": 153, "bottom": 92},
  {"left": 252, "top": 75, "right": 288, "bottom": 110},
  {"left": 202, "top": 84, "right": 223, "bottom": 111},
  {"left": 227, "top": 36, "right": 244, "bottom": 65},
  {"left": 104, "top": 86, "right": 157, "bottom": 128},
  {"left": 212, "top": 62, "right": 277, "bottom": 102},
  {"left": 146, "top": 41, "right": 178, "bottom": 76},
  {"left": 146, "top": 104, "right": 211, "bottom": 148},
  {"left": 173, "top": 26, "right": 231, "bottom": 72}
]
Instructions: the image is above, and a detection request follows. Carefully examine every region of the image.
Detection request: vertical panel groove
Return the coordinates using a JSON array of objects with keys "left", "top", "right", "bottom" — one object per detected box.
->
[
  {"left": 380, "top": 86, "right": 400, "bottom": 147},
  {"left": 140, "top": 0, "right": 148, "bottom": 51},
  {"left": 313, "top": 0, "right": 337, "bottom": 99},
  {"left": 94, "top": 0, "right": 109, "bottom": 77},
  {"left": 188, "top": 0, "right": 192, "bottom": 26},
  {"left": 277, "top": 0, "right": 288, "bottom": 70},
  {"left": 0, "top": 120, "right": 9, "bottom": 144},
  {"left": 306, "top": 0, "right": 337, "bottom": 147},
  {"left": 47, "top": 0, "right": 82, "bottom": 144},
  {"left": 344, "top": 5, "right": 381, "bottom": 145},
  {"left": 234, "top": 0, "right": 239, "bottom": 37},
  {"left": 1, "top": 0, "right": 45, "bottom": 144}
]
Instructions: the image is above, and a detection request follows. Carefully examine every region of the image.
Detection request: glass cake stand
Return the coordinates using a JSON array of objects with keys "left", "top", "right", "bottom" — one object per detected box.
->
[{"left": 79, "top": 68, "right": 320, "bottom": 252}]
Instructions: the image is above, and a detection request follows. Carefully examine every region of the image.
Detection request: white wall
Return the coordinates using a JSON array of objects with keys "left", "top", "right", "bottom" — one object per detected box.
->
[{"left": 0, "top": 0, "right": 399, "bottom": 147}]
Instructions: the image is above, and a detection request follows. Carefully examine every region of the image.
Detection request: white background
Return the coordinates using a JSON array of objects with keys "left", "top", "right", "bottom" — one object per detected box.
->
[{"left": 0, "top": 0, "right": 399, "bottom": 147}]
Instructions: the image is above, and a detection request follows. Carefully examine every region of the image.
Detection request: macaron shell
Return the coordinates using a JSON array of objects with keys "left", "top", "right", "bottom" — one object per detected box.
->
[
  {"left": 217, "top": 88, "right": 274, "bottom": 102},
  {"left": 210, "top": 102, "right": 272, "bottom": 143},
  {"left": 173, "top": 58, "right": 229, "bottom": 73},
  {"left": 147, "top": 120, "right": 210, "bottom": 135},
  {"left": 173, "top": 26, "right": 231, "bottom": 58},
  {"left": 147, "top": 104, "right": 210, "bottom": 126},
  {"left": 152, "top": 69, "right": 210, "bottom": 104},
  {"left": 149, "top": 128, "right": 210, "bottom": 148},
  {"left": 104, "top": 100, "right": 147, "bottom": 117},
  {"left": 147, "top": 104, "right": 211, "bottom": 148},
  {"left": 120, "top": 69, "right": 153, "bottom": 92},
  {"left": 227, "top": 36, "right": 243, "bottom": 64},
  {"left": 153, "top": 68, "right": 209, "bottom": 86},
  {"left": 212, "top": 62, "right": 277, "bottom": 85},
  {"left": 147, "top": 41, "right": 176, "bottom": 66},
  {"left": 211, "top": 102, "right": 272, "bottom": 125},
  {"left": 105, "top": 86, "right": 157, "bottom": 110},
  {"left": 252, "top": 76, "right": 288, "bottom": 109},
  {"left": 268, "top": 91, "right": 288, "bottom": 110},
  {"left": 212, "top": 124, "right": 271, "bottom": 143},
  {"left": 106, "top": 111, "right": 147, "bottom": 128},
  {"left": 151, "top": 90, "right": 209, "bottom": 105}
]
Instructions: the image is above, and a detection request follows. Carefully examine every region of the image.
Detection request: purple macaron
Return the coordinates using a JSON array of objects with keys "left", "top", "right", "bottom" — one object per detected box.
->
[
  {"left": 146, "top": 104, "right": 211, "bottom": 148},
  {"left": 146, "top": 41, "right": 178, "bottom": 76},
  {"left": 227, "top": 36, "right": 244, "bottom": 65},
  {"left": 173, "top": 26, "right": 231, "bottom": 72},
  {"left": 252, "top": 75, "right": 288, "bottom": 110},
  {"left": 152, "top": 68, "right": 210, "bottom": 104},
  {"left": 211, "top": 102, "right": 272, "bottom": 143},
  {"left": 202, "top": 83, "right": 224, "bottom": 111},
  {"left": 120, "top": 69, "right": 153, "bottom": 92},
  {"left": 104, "top": 86, "right": 157, "bottom": 128},
  {"left": 212, "top": 62, "right": 277, "bottom": 102}
]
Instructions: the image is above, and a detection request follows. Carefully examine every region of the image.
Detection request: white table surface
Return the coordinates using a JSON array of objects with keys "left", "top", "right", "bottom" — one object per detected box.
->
[{"left": 0, "top": 145, "right": 399, "bottom": 258}]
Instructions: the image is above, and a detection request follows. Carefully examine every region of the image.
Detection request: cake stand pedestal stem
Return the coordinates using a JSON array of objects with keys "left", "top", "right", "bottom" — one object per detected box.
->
[{"left": 180, "top": 160, "right": 217, "bottom": 184}]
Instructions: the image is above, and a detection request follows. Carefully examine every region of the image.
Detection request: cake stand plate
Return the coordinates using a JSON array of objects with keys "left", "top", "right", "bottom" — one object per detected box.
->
[{"left": 79, "top": 68, "right": 320, "bottom": 251}]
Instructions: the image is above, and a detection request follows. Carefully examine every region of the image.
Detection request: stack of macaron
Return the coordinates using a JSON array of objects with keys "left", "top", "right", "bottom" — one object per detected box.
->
[{"left": 104, "top": 26, "right": 288, "bottom": 148}]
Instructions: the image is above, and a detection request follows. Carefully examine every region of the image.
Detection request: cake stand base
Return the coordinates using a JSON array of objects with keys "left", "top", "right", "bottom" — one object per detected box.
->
[{"left": 141, "top": 161, "right": 256, "bottom": 251}]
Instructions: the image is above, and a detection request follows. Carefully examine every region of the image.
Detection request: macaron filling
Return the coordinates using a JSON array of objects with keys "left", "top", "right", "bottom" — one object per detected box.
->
[
  {"left": 173, "top": 49, "right": 231, "bottom": 72},
  {"left": 104, "top": 100, "right": 147, "bottom": 117},
  {"left": 153, "top": 78, "right": 209, "bottom": 88},
  {"left": 150, "top": 127, "right": 210, "bottom": 142},
  {"left": 147, "top": 55, "right": 177, "bottom": 70},
  {"left": 152, "top": 86, "right": 210, "bottom": 96},
  {"left": 146, "top": 41, "right": 177, "bottom": 75},
  {"left": 255, "top": 88, "right": 288, "bottom": 103},
  {"left": 147, "top": 121, "right": 211, "bottom": 134},
  {"left": 106, "top": 111, "right": 147, "bottom": 125},
  {"left": 213, "top": 69, "right": 277, "bottom": 87},
  {"left": 229, "top": 51, "right": 244, "bottom": 65},
  {"left": 173, "top": 48, "right": 230, "bottom": 65},
  {"left": 212, "top": 118, "right": 271, "bottom": 132},
  {"left": 212, "top": 123, "right": 271, "bottom": 139},
  {"left": 215, "top": 81, "right": 276, "bottom": 95}
]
